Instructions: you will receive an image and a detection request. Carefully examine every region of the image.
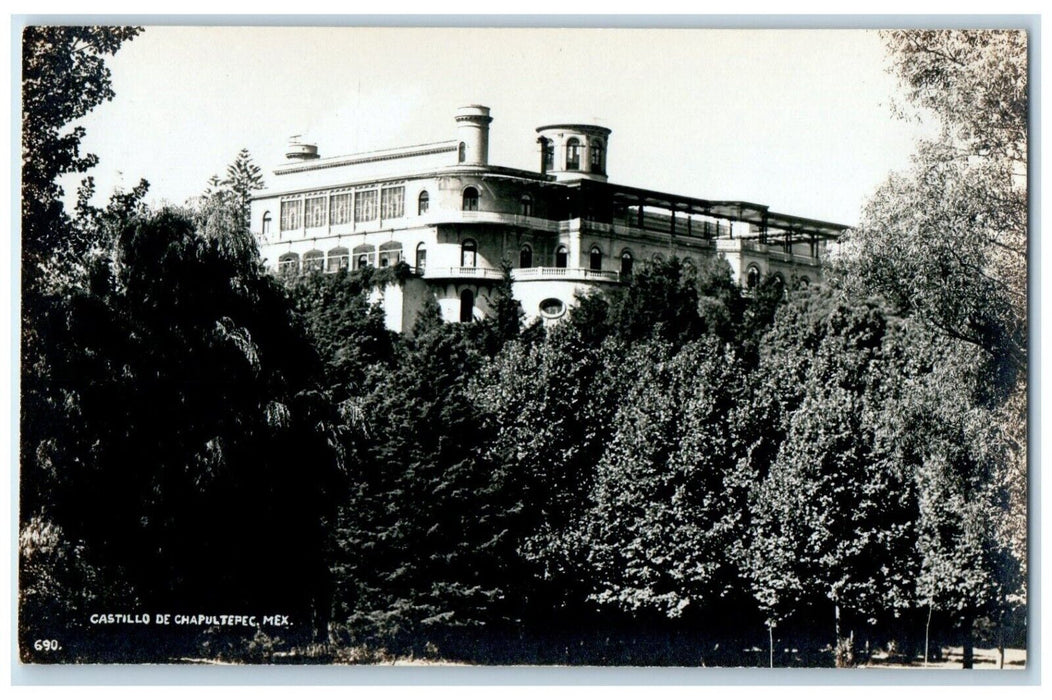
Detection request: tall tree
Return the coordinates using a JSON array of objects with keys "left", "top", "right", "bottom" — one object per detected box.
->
[
  {"left": 21, "top": 26, "right": 143, "bottom": 283},
  {"left": 568, "top": 338, "right": 753, "bottom": 625},
  {"left": 470, "top": 325, "right": 632, "bottom": 626},
  {"left": 333, "top": 320, "right": 530, "bottom": 656},
  {"left": 193, "top": 150, "right": 266, "bottom": 262},
  {"left": 840, "top": 32, "right": 1028, "bottom": 666},
  {"left": 21, "top": 208, "right": 346, "bottom": 660},
  {"left": 219, "top": 148, "right": 265, "bottom": 233},
  {"left": 844, "top": 30, "right": 1026, "bottom": 381},
  {"left": 745, "top": 297, "right": 920, "bottom": 666}
]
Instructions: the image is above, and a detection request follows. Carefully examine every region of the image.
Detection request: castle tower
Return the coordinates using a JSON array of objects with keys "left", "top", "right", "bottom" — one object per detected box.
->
[
  {"left": 455, "top": 105, "right": 493, "bottom": 166},
  {"left": 535, "top": 123, "right": 611, "bottom": 182}
]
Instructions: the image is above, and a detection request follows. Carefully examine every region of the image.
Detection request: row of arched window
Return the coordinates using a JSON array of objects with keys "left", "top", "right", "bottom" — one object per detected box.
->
[
  {"left": 277, "top": 243, "right": 405, "bottom": 276},
  {"left": 542, "top": 138, "right": 605, "bottom": 173},
  {"left": 277, "top": 240, "right": 722, "bottom": 280},
  {"left": 513, "top": 243, "right": 634, "bottom": 275},
  {"left": 419, "top": 188, "right": 533, "bottom": 216}
]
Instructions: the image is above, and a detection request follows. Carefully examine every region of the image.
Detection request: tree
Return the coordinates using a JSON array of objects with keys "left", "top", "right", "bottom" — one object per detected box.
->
[
  {"left": 287, "top": 269, "right": 397, "bottom": 400},
  {"left": 20, "top": 208, "right": 346, "bottom": 660},
  {"left": 192, "top": 150, "right": 266, "bottom": 262},
  {"left": 745, "top": 296, "right": 920, "bottom": 666},
  {"left": 20, "top": 26, "right": 147, "bottom": 660},
  {"left": 332, "top": 319, "right": 531, "bottom": 656},
  {"left": 839, "top": 31, "right": 1028, "bottom": 666},
  {"left": 890, "top": 326, "right": 1022, "bottom": 668},
  {"left": 568, "top": 338, "right": 753, "bottom": 627},
  {"left": 469, "top": 324, "right": 632, "bottom": 630},
  {"left": 607, "top": 257, "right": 705, "bottom": 347},
  {"left": 844, "top": 30, "right": 1026, "bottom": 381},
  {"left": 21, "top": 26, "right": 143, "bottom": 284},
  {"left": 221, "top": 148, "right": 265, "bottom": 232},
  {"left": 882, "top": 30, "right": 1026, "bottom": 166}
]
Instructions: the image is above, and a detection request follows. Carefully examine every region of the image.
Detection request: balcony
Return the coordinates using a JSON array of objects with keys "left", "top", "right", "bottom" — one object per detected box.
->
[
  {"left": 511, "top": 267, "right": 621, "bottom": 283},
  {"left": 417, "top": 210, "right": 560, "bottom": 232},
  {"left": 716, "top": 238, "right": 820, "bottom": 266},
  {"left": 421, "top": 266, "right": 505, "bottom": 281}
]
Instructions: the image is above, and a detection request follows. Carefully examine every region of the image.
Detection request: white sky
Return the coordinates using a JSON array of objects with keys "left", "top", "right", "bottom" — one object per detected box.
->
[{"left": 61, "top": 26, "right": 936, "bottom": 227}]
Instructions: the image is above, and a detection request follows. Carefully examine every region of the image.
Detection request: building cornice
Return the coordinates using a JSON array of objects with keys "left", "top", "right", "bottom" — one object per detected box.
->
[
  {"left": 253, "top": 166, "right": 553, "bottom": 201},
  {"left": 273, "top": 140, "right": 459, "bottom": 176}
]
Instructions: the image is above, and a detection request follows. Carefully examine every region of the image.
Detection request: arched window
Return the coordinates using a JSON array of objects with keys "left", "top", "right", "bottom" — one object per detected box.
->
[
  {"left": 379, "top": 241, "right": 403, "bottom": 268},
  {"left": 415, "top": 243, "right": 427, "bottom": 273},
  {"left": 519, "top": 244, "right": 533, "bottom": 269},
  {"left": 461, "top": 239, "right": 478, "bottom": 267},
  {"left": 565, "top": 138, "right": 581, "bottom": 170},
  {"left": 589, "top": 245, "right": 602, "bottom": 271},
  {"left": 353, "top": 244, "right": 375, "bottom": 270},
  {"left": 303, "top": 250, "right": 324, "bottom": 273},
  {"left": 590, "top": 140, "right": 604, "bottom": 173},
  {"left": 462, "top": 187, "right": 479, "bottom": 212},
  {"left": 520, "top": 194, "right": 533, "bottom": 217},
  {"left": 460, "top": 288, "right": 475, "bottom": 322},
  {"left": 458, "top": 142, "right": 466, "bottom": 163},
  {"left": 278, "top": 252, "right": 299, "bottom": 277},
  {"left": 746, "top": 265, "right": 761, "bottom": 289},
  {"left": 327, "top": 247, "right": 349, "bottom": 272},
  {"left": 620, "top": 250, "right": 634, "bottom": 277},
  {"left": 418, "top": 190, "right": 430, "bottom": 215},
  {"left": 555, "top": 245, "right": 568, "bottom": 268},
  {"left": 799, "top": 275, "right": 811, "bottom": 288},
  {"left": 262, "top": 211, "right": 272, "bottom": 235}
]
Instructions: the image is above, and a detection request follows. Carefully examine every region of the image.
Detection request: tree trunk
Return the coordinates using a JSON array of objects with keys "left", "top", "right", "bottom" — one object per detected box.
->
[
  {"left": 961, "top": 612, "right": 974, "bottom": 669},
  {"left": 924, "top": 602, "right": 933, "bottom": 666},
  {"left": 768, "top": 621, "right": 774, "bottom": 668},
  {"left": 833, "top": 602, "right": 855, "bottom": 667}
]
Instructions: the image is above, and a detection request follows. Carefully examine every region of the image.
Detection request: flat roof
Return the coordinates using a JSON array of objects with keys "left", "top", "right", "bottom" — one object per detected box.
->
[{"left": 567, "top": 179, "right": 848, "bottom": 239}]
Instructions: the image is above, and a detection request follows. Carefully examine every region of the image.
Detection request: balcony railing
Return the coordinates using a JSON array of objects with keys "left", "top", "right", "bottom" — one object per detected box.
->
[
  {"left": 511, "top": 267, "right": 621, "bottom": 283},
  {"left": 418, "top": 210, "right": 560, "bottom": 232},
  {"left": 421, "top": 266, "right": 505, "bottom": 281}
]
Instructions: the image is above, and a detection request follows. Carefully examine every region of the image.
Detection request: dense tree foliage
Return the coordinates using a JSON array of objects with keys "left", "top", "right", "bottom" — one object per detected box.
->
[
  {"left": 20, "top": 206, "right": 346, "bottom": 659},
  {"left": 835, "top": 29, "right": 1027, "bottom": 667},
  {"left": 745, "top": 296, "right": 920, "bottom": 664},
  {"left": 21, "top": 25, "right": 143, "bottom": 283}
]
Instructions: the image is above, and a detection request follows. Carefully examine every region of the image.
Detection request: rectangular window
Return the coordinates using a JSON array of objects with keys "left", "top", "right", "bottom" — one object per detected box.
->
[
  {"left": 381, "top": 186, "right": 405, "bottom": 220},
  {"left": 354, "top": 189, "right": 378, "bottom": 223},
  {"left": 280, "top": 200, "right": 303, "bottom": 231},
  {"left": 304, "top": 197, "right": 327, "bottom": 228},
  {"left": 330, "top": 193, "right": 352, "bottom": 225}
]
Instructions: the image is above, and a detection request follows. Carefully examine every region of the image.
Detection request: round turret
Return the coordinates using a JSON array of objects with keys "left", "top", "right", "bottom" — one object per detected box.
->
[
  {"left": 535, "top": 123, "right": 611, "bottom": 182},
  {"left": 455, "top": 105, "right": 493, "bottom": 166},
  {"left": 285, "top": 136, "right": 319, "bottom": 161}
]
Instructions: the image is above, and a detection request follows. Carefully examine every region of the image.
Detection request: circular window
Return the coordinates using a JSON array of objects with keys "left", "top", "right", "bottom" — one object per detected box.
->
[{"left": 539, "top": 298, "right": 566, "bottom": 319}]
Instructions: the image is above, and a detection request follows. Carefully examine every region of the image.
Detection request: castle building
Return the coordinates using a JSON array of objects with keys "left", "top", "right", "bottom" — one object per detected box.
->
[{"left": 250, "top": 105, "right": 846, "bottom": 331}]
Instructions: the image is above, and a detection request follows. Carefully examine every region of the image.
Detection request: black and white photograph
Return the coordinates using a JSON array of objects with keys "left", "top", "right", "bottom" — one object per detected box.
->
[{"left": 16, "top": 21, "right": 1030, "bottom": 673}]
